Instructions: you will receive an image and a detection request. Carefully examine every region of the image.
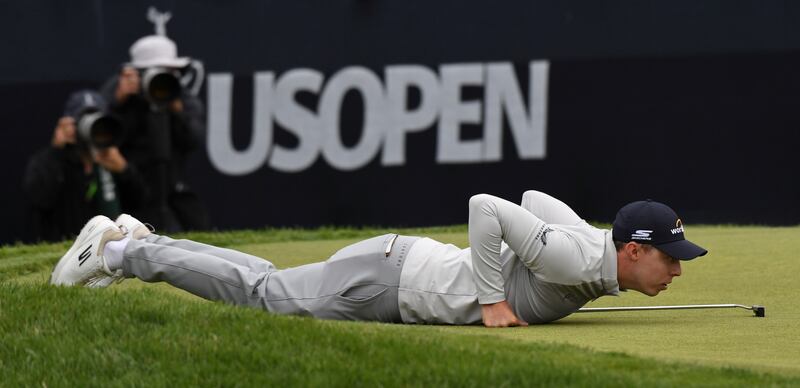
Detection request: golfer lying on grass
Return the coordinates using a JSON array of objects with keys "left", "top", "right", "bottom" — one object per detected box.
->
[{"left": 50, "top": 190, "right": 707, "bottom": 327}]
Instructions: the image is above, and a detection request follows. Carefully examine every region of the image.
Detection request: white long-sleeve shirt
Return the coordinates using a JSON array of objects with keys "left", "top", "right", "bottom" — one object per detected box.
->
[{"left": 397, "top": 190, "right": 620, "bottom": 324}]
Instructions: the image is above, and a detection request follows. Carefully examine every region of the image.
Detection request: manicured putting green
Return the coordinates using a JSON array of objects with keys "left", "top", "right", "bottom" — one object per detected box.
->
[
  {"left": 235, "top": 226, "right": 800, "bottom": 376},
  {"left": 3, "top": 225, "right": 798, "bottom": 382}
]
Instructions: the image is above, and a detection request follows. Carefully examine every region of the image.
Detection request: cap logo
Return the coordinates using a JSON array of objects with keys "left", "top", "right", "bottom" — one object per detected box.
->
[
  {"left": 671, "top": 219, "right": 684, "bottom": 235},
  {"left": 83, "top": 93, "right": 95, "bottom": 107},
  {"left": 631, "top": 230, "right": 653, "bottom": 240}
]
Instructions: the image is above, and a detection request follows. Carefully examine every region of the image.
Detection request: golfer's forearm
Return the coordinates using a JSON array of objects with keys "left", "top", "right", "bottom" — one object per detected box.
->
[
  {"left": 469, "top": 194, "right": 507, "bottom": 303},
  {"left": 469, "top": 194, "right": 549, "bottom": 303}
]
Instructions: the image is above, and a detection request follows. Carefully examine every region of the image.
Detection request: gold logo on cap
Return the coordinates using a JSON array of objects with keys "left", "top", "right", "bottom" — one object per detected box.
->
[{"left": 671, "top": 219, "right": 685, "bottom": 235}]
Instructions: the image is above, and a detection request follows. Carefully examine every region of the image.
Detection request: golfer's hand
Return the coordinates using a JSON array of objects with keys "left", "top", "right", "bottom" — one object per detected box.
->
[
  {"left": 480, "top": 300, "right": 528, "bottom": 328},
  {"left": 115, "top": 66, "right": 141, "bottom": 104}
]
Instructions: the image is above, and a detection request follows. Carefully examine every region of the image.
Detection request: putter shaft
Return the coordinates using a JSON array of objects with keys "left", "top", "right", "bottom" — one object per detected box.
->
[{"left": 577, "top": 304, "right": 765, "bottom": 317}]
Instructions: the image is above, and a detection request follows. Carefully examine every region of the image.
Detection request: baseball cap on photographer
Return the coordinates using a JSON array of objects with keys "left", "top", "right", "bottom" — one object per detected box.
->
[
  {"left": 128, "top": 35, "right": 190, "bottom": 68},
  {"left": 612, "top": 199, "right": 708, "bottom": 260},
  {"left": 63, "top": 90, "right": 107, "bottom": 119}
]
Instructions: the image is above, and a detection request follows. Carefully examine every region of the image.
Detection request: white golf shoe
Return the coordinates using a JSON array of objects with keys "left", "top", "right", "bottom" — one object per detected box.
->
[
  {"left": 50, "top": 215, "right": 126, "bottom": 288},
  {"left": 115, "top": 213, "right": 153, "bottom": 240}
]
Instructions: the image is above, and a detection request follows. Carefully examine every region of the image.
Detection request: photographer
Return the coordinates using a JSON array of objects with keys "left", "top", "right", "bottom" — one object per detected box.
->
[
  {"left": 100, "top": 34, "right": 209, "bottom": 233},
  {"left": 23, "top": 90, "right": 147, "bottom": 242}
]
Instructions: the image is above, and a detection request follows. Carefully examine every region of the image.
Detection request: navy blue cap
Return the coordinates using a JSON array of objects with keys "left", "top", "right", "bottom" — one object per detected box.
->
[
  {"left": 63, "top": 90, "right": 107, "bottom": 119},
  {"left": 612, "top": 199, "right": 708, "bottom": 260}
]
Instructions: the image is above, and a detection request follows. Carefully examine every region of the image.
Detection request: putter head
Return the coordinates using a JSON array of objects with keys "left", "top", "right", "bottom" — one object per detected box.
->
[{"left": 752, "top": 305, "right": 765, "bottom": 317}]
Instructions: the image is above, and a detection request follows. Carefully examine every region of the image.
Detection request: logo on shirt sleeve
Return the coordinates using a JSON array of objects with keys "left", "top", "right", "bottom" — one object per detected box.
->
[{"left": 536, "top": 226, "right": 554, "bottom": 245}]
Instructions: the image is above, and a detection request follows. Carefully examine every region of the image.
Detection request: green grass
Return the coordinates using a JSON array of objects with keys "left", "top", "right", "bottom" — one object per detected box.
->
[{"left": 2, "top": 225, "right": 799, "bottom": 387}]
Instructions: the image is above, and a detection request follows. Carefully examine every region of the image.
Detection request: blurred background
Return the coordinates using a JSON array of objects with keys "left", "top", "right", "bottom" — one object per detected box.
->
[{"left": 2, "top": 0, "right": 799, "bottom": 244}]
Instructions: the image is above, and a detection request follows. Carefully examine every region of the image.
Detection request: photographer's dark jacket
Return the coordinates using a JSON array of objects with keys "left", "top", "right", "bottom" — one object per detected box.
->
[
  {"left": 101, "top": 75, "right": 208, "bottom": 232},
  {"left": 23, "top": 146, "right": 147, "bottom": 242}
]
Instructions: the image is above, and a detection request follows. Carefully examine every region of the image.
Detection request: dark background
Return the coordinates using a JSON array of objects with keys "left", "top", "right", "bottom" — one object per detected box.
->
[{"left": 2, "top": 1, "right": 799, "bottom": 244}]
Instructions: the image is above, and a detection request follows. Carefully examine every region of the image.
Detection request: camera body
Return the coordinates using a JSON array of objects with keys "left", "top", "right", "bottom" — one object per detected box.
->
[
  {"left": 140, "top": 67, "right": 182, "bottom": 105},
  {"left": 63, "top": 90, "right": 123, "bottom": 151},
  {"left": 137, "top": 59, "right": 204, "bottom": 107},
  {"left": 76, "top": 109, "right": 123, "bottom": 150}
]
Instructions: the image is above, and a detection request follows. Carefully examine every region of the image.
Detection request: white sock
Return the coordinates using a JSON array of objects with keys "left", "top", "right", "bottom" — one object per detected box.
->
[{"left": 103, "top": 237, "right": 131, "bottom": 272}]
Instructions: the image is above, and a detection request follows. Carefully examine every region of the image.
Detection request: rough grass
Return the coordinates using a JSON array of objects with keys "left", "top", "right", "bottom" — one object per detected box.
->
[{"left": 1, "top": 225, "right": 799, "bottom": 387}]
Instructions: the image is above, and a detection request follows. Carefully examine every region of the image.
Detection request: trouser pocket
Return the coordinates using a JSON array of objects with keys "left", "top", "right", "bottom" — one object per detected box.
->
[{"left": 336, "top": 286, "right": 389, "bottom": 304}]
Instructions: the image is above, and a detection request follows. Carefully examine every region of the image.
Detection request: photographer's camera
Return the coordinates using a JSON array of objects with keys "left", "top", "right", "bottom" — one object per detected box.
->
[
  {"left": 64, "top": 90, "right": 122, "bottom": 151},
  {"left": 141, "top": 67, "right": 182, "bottom": 105},
  {"left": 77, "top": 110, "right": 122, "bottom": 150}
]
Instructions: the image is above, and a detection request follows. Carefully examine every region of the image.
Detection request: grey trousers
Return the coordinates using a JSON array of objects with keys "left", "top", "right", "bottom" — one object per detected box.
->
[{"left": 122, "top": 233, "right": 418, "bottom": 322}]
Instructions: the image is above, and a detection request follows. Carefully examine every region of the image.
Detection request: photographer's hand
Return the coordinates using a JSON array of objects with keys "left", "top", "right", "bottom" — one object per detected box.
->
[
  {"left": 93, "top": 147, "right": 128, "bottom": 173},
  {"left": 51, "top": 116, "right": 76, "bottom": 149},
  {"left": 169, "top": 98, "right": 184, "bottom": 113},
  {"left": 115, "top": 66, "right": 141, "bottom": 104}
]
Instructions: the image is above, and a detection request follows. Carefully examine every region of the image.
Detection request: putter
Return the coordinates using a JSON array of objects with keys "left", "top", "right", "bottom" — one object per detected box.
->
[{"left": 577, "top": 304, "right": 765, "bottom": 317}]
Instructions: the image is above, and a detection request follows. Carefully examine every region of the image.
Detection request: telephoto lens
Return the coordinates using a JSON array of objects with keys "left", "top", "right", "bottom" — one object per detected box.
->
[
  {"left": 141, "top": 67, "right": 182, "bottom": 105},
  {"left": 77, "top": 112, "right": 123, "bottom": 149}
]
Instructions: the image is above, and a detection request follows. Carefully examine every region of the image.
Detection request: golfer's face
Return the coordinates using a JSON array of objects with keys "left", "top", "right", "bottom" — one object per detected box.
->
[{"left": 639, "top": 247, "right": 682, "bottom": 296}]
